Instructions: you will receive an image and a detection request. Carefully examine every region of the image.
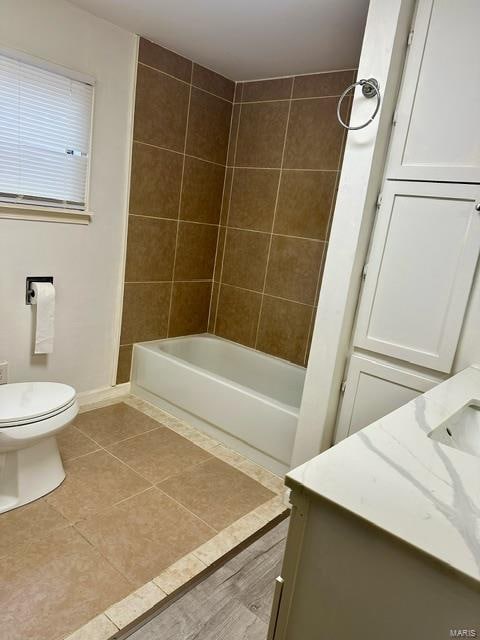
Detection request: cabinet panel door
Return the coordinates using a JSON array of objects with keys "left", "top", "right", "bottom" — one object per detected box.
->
[
  {"left": 354, "top": 181, "right": 480, "bottom": 372},
  {"left": 387, "top": 0, "right": 480, "bottom": 183},
  {"left": 335, "top": 355, "right": 442, "bottom": 442}
]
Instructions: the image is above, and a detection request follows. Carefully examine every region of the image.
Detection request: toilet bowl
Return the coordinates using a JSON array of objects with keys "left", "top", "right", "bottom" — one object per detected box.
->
[{"left": 0, "top": 382, "right": 78, "bottom": 514}]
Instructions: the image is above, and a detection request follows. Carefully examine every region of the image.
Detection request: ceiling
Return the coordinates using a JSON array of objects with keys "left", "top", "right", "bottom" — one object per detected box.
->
[{"left": 66, "top": 0, "right": 369, "bottom": 81}]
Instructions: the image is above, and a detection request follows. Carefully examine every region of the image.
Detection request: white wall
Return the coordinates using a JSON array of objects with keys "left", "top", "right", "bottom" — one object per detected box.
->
[{"left": 0, "top": 0, "right": 136, "bottom": 392}]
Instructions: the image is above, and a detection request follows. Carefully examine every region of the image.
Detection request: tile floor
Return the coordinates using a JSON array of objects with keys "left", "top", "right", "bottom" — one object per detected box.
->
[{"left": 0, "top": 396, "right": 287, "bottom": 640}]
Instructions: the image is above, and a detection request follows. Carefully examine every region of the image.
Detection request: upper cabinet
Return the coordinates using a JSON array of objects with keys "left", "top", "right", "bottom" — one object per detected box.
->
[
  {"left": 354, "top": 181, "right": 480, "bottom": 373},
  {"left": 386, "top": 0, "right": 480, "bottom": 183}
]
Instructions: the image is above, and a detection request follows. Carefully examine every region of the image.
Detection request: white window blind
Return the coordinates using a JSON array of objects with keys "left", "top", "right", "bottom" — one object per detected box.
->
[{"left": 0, "top": 52, "right": 94, "bottom": 211}]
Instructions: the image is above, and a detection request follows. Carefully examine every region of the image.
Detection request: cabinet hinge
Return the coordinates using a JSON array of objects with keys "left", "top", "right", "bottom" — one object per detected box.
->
[
  {"left": 340, "top": 380, "right": 347, "bottom": 393},
  {"left": 376, "top": 193, "right": 383, "bottom": 208},
  {"left": 407, "top": 29, "right": 414, "bottom": 46},
  {"left": 362, "top": 263, "right": 368, "bottom": 279},
  {"left": 392, "top": 109, "right": 398, "bottom": 126}
]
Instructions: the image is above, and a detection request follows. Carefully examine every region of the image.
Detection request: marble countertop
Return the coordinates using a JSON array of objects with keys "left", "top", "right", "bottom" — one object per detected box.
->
[{"left": 287, "top": 366, "right": 480, "bottom": 583}]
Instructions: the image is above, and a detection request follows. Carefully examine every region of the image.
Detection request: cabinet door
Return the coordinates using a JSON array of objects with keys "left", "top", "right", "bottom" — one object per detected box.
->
[
  {"left": 387, "top": 0, "right": 480, "bottom": 183},
  {"left": 335, "top": 355, "right": 442, "bottom": 442},
  {"left": 354, "top": 181, "right": 480, "bottom": 372}
]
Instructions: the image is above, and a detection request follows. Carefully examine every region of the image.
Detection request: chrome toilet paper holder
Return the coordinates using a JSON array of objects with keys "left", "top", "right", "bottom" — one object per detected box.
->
[{"left": 26, "top": 276, "right": 54, "bottom": 305}]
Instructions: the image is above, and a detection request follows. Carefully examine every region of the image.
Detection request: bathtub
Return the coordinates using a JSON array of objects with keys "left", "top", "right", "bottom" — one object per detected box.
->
[{"left": 130, "top": 334, "right": 306, "bottom": 474}]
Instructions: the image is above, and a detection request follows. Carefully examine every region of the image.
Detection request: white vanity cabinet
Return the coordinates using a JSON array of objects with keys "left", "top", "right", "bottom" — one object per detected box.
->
[{"left": 387, "top": 0, "right": 480, "bottom": 183}]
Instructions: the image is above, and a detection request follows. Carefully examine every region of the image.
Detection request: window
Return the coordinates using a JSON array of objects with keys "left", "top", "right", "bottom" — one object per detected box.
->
[{"left": 0, "top": 50, "right": 94, "bottom": 212}]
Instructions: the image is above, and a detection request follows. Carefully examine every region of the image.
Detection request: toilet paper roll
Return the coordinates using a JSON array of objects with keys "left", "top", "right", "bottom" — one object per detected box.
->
[{"left": 31, "top": 282, "right": 55, "bottom": 354}]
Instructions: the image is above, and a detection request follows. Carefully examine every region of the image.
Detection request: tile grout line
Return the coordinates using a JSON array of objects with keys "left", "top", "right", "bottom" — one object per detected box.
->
[
  {"left": 166, "top": 68, "right": 193, "bottom": 338},
  {"left": 254, "top": 77, "right": 295, "bottom": 349},
  {"left": 212, "top": 97, "right": 243, "bottom": 334},
  {"left": 133, "top": 138, "right": 228, "bottom": 168},
  {"left": 220, "top": 282, "right": 317, "bottom": 308}
]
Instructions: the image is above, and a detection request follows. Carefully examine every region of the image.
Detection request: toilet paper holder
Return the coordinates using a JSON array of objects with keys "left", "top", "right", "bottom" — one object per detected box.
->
[{"left": 26, "top": 277, "right": 54, "bottom": 305}]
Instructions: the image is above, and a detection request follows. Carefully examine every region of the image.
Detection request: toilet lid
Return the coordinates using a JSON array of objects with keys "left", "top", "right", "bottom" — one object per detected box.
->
[{"left": 0, "top": 382, "right": 77, "bottom": 426}]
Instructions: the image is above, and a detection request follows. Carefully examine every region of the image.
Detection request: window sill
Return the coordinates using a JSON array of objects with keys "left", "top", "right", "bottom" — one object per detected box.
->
[{"left": 0, "top": 202, "right": 92, "bottom": 225}]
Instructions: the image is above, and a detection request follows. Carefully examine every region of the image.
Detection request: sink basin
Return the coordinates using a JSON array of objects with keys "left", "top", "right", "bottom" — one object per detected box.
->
[{"left": 429, "top": 401, "right": 480, "bottom": 458}]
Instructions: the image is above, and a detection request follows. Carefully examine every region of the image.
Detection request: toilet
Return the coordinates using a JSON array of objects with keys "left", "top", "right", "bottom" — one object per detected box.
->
[{"left": 0, "top": 382, "right": 78, "bottom": 514}]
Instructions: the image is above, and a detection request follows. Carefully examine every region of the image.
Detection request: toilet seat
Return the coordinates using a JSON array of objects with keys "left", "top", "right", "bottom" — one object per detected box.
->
[{"left": 0, "top": 382, "right": 77, "bottom": 428}]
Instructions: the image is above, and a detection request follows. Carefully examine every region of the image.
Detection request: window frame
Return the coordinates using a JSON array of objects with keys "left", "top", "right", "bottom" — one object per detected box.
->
[{"left": 0, "top": 46, "right": 96, "bottom": 224}]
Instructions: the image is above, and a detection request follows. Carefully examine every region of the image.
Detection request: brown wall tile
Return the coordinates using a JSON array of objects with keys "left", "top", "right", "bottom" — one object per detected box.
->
[
  {"left": 208, "top": 282, "right": 219, "bottom": 332},
  {"left": 174, "top": 222, "right": 218, "bottom": 281},
  {"left": 120, "top": 283, "right": 170, "bottom": 344},
  {"left": 186, "top": 88, "right": 232, "bottom": 164},
  {"left": 265, "top": 235, "right": 324, "bottom": 304},
  {"left": 284, "top": 97, "right": 345, "bottom": 170},
  {"left": 235, "top": 101, "right": 289, "bottom": 168},
  {"left": 215, "top": 285, "right": 261, "bottom": 347},
  {"left": 214, "top": 227, "right": 226, "bottom": 281},
  {"left": 227, "top": 104, "right": 240, "bottom": 166},
  {"left": 129, "top": 142, "right": 182, "bottom": 218},
  {"left": 293, "top": 70, "right": 355, "bottom": 98},
  {"left": 220, "top": 168, "right": 233, "bottom": 225},
  {"left": 192, "top": 64, "right": 234, "bottom": 101},
  {"left": 138, "top": 38, "right": 192, "bottom": 82},
  {"left": 116, "top": 345, "right": 133, "bottom": 384},
  {"left": 274, "top": 170, "right": 336, "bottom": 239},
  {"left": 222, "top": 229, "right": 269, "bottom": 291},
  {"left": 125, "top": 216, "right": 176, "bottom": 282},
  {"left": 169, "top": 282, "right": 212, "bottom": 337},
  {"left": 241, "top": 78, "right": 293, "bottom": 102},
  {"left": 256, "top": 296, "right": 312, "bottom": 365},
  {"left": 234, "top": 83, "right": 244, "bottom": 103},
  {"left": 134, "top": 65, "right": 189, "bottom": 151},
  {"left": 228, "top": 168, "right": 280, "bottom": 232},
  {"left": 180, "top": 157, "right": 225, "bottom": 224}
]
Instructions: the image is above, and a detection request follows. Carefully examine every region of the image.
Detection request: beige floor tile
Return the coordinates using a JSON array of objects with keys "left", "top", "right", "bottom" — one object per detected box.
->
[
  {"left": 106, "top": 428, "right": 211, "bottom": 483},
  {"left": 153, "top": 553, "right": 207, "bottom": 594},
  {"left": 237, "top": 459, "right": 285, "bottom": 494},
  {"left": 56, "top": 425, "right": 100, "bottom": 461},
  {"left": 105, "top": 581, "right": 166, "bottom": 629},
  {"left": 46, "top": 450, "right": 151, "bottom": 522},
  {"left": 73, "top": 402, "right": 163, "bottom": 447},
  {"left": 65, "top": 614, "right": 118, "bottom": 640},
  {"left": 159, "top": 458, "right": 275, "bottom": 530},
  {"left": 75, "top": 488, "right": 215, "bottom": 587},
  {"left": 0, "top": 526, "right": 131, "bottom": 640},
  {"left": 0, "top": 498, "right": 68, "bottom": 560}
]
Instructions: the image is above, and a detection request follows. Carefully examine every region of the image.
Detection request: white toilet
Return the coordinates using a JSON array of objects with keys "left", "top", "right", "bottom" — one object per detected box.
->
[{"left": 0, "top": 382, "right": 78, "bottom": 514}]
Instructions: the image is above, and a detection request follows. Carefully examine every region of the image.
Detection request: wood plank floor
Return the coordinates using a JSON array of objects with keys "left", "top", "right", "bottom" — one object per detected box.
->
[{"left": 128, "top": 519, "right": 289, "bottom": 640}]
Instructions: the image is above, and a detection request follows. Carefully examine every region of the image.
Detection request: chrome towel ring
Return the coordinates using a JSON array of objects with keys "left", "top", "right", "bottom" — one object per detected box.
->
[{"left": 337, "top": 78, "right": 381, "bottom": 130}]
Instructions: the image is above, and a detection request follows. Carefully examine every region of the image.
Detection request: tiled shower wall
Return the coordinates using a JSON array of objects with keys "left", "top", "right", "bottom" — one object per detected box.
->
[
  {"left": 209, "top": 71, "right": 354, "bottom": 365},
  {"left": 117, "top": 37, "right": 354, "bottom": 382},
  {"left": 117, "top": 39, "right": 233, "bottom": 383}
]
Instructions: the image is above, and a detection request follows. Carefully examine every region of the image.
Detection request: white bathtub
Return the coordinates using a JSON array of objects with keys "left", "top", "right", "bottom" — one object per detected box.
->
[{"left": 130, "top": 334, "right": 306, "bottom": 474}]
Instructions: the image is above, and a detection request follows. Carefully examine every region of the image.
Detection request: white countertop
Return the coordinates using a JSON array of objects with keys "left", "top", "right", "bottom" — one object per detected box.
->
[{"left": 287, "top": 366, "right": 480, "bottom": 583}]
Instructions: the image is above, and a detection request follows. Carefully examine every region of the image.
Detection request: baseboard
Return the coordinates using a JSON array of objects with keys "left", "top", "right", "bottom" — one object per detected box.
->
[{"left": 77, "top": 382, "right": 131, "bottom": 407}]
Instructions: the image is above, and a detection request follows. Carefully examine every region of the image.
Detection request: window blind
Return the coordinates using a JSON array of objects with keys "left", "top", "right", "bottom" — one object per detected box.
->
[{"left": 0, "top": 52, "right": 94, "bottom": 211}]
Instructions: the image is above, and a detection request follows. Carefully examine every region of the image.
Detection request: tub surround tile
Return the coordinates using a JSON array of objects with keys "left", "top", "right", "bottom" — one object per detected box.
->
[
  {"left": 222, "top": 228, "right": 270, "bottom": 291},
  {"left": 292, "top": 69, "right": 355, "bottom": 98},
  {"left": 228, "top": 168, "right": 280, "bottom": 232},
  {"left": 120, "top": 283, "right": 170, "bottom": 345},
  {"left": 65, "top": 614, "right": 118, "bottom": 640},
  {"left": 158, "top": 458, "right": 274, "bottom": 530},
  {"left": 220, "top": 168, "right": 233, "bottom": 223},
  {"left": 57, "top": 425, "right": 100, "bottom": 462},
  {"left": 105, "top": 582, "right": 166, "bottom": 630},
  {"left": 257, "top": 296, "right": 312, "bottom": 365},
  {"left": 72, "top": 403, "right": 163, "bottom": 447},
  {"left": 125, "top": 215, "right": 176, "bottom": 282},
  {"left": 227, "top": 104, "right": 241, "bottom": 166},
  {"left": 213, "top": 228, "right": 226, "bottom": 281},
  {"left": 192, "top": 63, "right": 234, "bottom": 102},
  {"left": 134, "top": 64, "right": 189, "bottom": 152},
  {"left": 274, "top": 170, "right": 336, "bottom": 239},
  {"left": 116, "top": 345, "right": 133, "bottom": 385},
  {"left": 180, "top": 156, "right": 225, "bottom": 224},
  {"left": 235, "top": 101, "right": 289, "bottom": 168},
  {"left": 106, "top": 427, "right": 212, "bottom": 484},
  {"left": 46, "top": 450, "right": 151, "bottom": 522},
  {"left": 174, "top": 222, "right": 218, "bottom": 281},
  {"left": 0, "top": 526, "right": 132, "bottom": 640},
  {"left": 208, "top": 282, "right": 220, "bottom": 332},
  {"left": 265, "top": 235, "right": 324, "bottom": 305},
  {"left": 129, "top": 142, "right": 183, "bottom": 218},
  {"left": 138, "top": 39, "right": 192, "bottom": 83},
  {"left": 76, "top": 488, "right": 214, "bottom": 587},
  {"left": 240, "top": 77, "right": 293, "bottom": 102},
  {"left": 153, "top": 554, "right": 207, "bottom": 595},
  {"left": 186, "top": 87, "right": 232, "bottom": 164},
  {"left": 169, "top": 281, "right": 212, "bottom": 337},
  {"left": 215, "top": 285, "right": 262, "bottom": 347}
]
